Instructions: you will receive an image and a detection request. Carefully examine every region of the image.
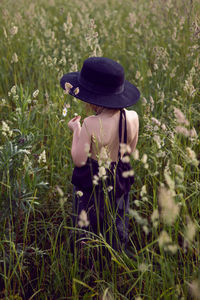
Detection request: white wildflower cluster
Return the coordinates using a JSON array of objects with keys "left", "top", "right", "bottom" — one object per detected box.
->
[
  {"left": 174, "top": 164, "right": 184, "bottom": 186},
  {"left": 63, "top": 13, "right": 73, "bottom": 35},
  {"left": 38, "top": 150, "right": 46, "bottom": 164},
  {"left": 174, "top": 107, "right": 197, "bottom": 139},
  {"left": 153, "top": 46, "right": 169, "bottom": 71},
  {"left": 183, "top": 67, "right": 196, "bottom": 98},
  {"left": 10, "top": 25, "right": 18, "bottom": 36},
  {"left": 8, "top": 85, "right": 19, "bottom": 101},
  {"left": 1, "top": 121, "right": 13, "bottom": 137},
  {"left": 11, "top": 53, "right": 18, "bottom": 63},
  {"left": 33, "top": 89, "right": 39, "bottom": 98},
  {"left": 189, "top": 280, "right": 200, "bottom": 300},
  {"left": 158, "top": 230, "right": 178, "bottom": 254},
  {"left": 132, "top": 148, "right": 139, "bottom": 160},
  {"left": 141, "top": 153, "right": 149, "bottom": 169},
  {"left": 78, "top": 210, "right": 90, "bottom": 228},
  {"left": 76, "top": 190, "right": 83, "bottom": 197},
  {"left": 158, "top": 185, "right": 180, "bottom": 225},
  {"left": 184, "top": 216, "right": 197, "bottom": 247},
  {"left": 186, "top": 147, "right": 199, "bottom": 167},
  {"left": 140, "top": 185, "right": 148, "bottom": 202},
  {"left": 135, "top": 70, "right": 143, "bottom": 81},
  {"left": 23, "top": 154, "right": 32, "bottom": 171},
  {"left": 151, "top": 209, "right": 159, "bottom": 228}
]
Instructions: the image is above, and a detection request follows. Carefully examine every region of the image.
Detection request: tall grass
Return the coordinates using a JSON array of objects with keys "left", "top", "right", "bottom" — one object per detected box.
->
[{"left": 0, "top": 0, "right": 200, "bottom": 298}]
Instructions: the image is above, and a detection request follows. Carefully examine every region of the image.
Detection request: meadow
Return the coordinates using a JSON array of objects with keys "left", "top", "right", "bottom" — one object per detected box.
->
[{"left": 0, "top": 0, "right": 200, "bottom": 298}]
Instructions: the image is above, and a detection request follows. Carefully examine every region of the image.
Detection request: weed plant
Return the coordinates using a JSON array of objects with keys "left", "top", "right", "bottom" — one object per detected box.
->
[{"left": 0, "top": 0, "right": 200, "bottom": 298}]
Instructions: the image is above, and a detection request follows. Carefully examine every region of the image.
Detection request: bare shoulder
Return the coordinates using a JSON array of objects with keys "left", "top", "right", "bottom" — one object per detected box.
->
[
  {"left": 125, "top": 109, "right": 139, "bottom": 125},
  {"left": 82, "top": 115, "right": 99, "bottom": 132}
]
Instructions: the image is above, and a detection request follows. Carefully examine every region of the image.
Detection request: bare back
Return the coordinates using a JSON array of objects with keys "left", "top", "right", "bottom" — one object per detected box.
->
[{"left": 85, "top": 108, "right": 139, "bottom": 162}]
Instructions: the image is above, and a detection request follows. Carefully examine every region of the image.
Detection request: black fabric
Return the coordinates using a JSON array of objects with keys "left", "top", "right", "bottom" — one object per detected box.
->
[{"left": 71, "top": 109, "right": 134, "bottom": 249}]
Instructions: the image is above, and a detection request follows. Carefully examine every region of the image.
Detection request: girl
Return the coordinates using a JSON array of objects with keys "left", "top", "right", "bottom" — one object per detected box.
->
[{"left": 60, "top": 57, "right": 140, "bottom": 250}]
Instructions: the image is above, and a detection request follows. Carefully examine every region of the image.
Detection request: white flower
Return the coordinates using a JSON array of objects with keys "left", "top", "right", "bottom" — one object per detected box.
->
[
  {"left": 121, "top": 155, "right": 130, "bottom": 163},
  {"left": 93, "top": 175, "right": 99, "bottom": 185},
  {"left": 64, "top": 82, "right": 73, "bottom": 94},
  {"left": 33, "top": 89, "right": 39, "bottom": 98},
  {"left": 141, "top": 154, "right": 148, "bottom": 164},
  {"left": 10, "top": 26, "right": 18, "bottom": 36},
  {"left": 62, "top": 107, "right": 68, "bottom": 117},
  {"left": 11, "top": 53, "right": 18, "bottom": 63},
  {"left": 74, "top": 87, "right": 80, "bottom": 95},
  {"left": 132, "top": 148, "right": 139, "bottom": 160},
  {"left": 38, "top": 150, "right": 46, "bottom": 164},
  {"left": 11, "top": 85, "right": 17, "bottom": 94},
  {"left": 2, "top": 121, "right": 13, "bottom": 137},
  {"left": 107, "top": 186, "right": 113, "bottom": 192},
  {"left": 78, "top": 210, "right": 89, "bottom": 228},
  {"left": 158, "top": 185, "right": 179, "bottom": 225},
  {"left": 76, "top": 190, "right": 83, "bottom": 197},
  {"left": 98, "top": 166, "right": 106, "bottom": 178}
]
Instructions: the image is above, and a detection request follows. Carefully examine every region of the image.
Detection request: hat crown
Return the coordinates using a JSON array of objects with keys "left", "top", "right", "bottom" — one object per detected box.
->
[{"left": 78, "top": 57, "right": 125, "bottom": 95}]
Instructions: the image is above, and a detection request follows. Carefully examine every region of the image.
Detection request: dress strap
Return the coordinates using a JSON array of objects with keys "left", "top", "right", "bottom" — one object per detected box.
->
[{"left": 118, "top": 109, "right": 127, "bottom": 158}]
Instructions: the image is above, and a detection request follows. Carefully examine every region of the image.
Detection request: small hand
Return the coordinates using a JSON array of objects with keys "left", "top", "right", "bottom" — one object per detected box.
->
[{"left": 68, "top": 115, "right": 81, "bottom": 132}]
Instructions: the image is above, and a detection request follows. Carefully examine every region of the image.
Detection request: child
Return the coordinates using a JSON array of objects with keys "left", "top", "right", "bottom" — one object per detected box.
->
[{"left": 60, "top": 57, "right": 140, "bottom": 250}]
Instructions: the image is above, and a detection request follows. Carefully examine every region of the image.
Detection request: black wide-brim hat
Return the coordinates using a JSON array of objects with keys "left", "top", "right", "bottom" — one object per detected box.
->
[{"left": 60, "top": 57, "right": 140, "bottom": 109}]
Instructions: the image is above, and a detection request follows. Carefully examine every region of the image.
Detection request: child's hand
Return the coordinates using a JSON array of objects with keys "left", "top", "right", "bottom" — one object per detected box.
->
[{"left": 68, "top": 115, "right": 81, "bottom": 132}]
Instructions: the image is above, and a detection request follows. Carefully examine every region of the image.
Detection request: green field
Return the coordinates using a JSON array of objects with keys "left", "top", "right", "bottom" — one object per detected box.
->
[{"left": 0, "top": 0, "right": 200, "bottom": 298}]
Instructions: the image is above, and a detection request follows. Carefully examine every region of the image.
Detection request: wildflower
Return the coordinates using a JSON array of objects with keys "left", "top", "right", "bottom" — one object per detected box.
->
[
  {"left": 158, "top": 230, "right": 171, "bottom": 247},
  {"left": 132, "top": 148, "right": 139, "bottom": 160},
  {"left": 38, "top": 150, "right": 46, "bottom": 164},
  {"left": 140, "top": 185, "right": 147, "bottom": 197},
  {"left": 189, "top": 280, "right": 200, "bottom": 300},
  {"left": 64, "top": 82, "right": 73, "bottom": 94},
  {"left": 147, "top": 69, "right": 152, "bottom": 77},
  {"left": 98, "top": 166, "right": 106, "bottom": 178},
  {"left": 93, "top": 175, "right": 99, "bottom": 185},
  {"left": 151, "top": 209, "right": 159, "bottom": 228},
  {"left": 2, "top": 121, "right": 13, "bottom": 137},
  {"left": 10, "top": 26, "right": 18, "bottom": 36},
  {"left": 142, "top": 97, "right": 147, "bottom": 105},
  {"left": 138, "top": 263, "right": 148, "bottom": 272},
  {"left": 76, "top": 190, "right": 83, "bottom": 197},
  {"left": 74, "top": 87, "right": 80, "bottom": 95},
  {"left": 107, "top": 186, "right": 113, "bottom": 192},
  {"left": 141, "top": 153, "right": 148, "bottom": 164},
  {"left": 120, "top": 143, "right": 131, "bottom": 155},
  {"left": 11, "top": 53, "right": 18, "bottom": 63},
  {"left": 151, "top": 117, "right": 161, "bottom": 126},
  {"left": 154, "top": 63, "right": 158, "bottom": 70},
  {"left": 186, "top": 147, "right": 199, "bottom": 167},
  {"left": 33, "top": 89, "right": 39, "bottom": 98},
  {"left": 175, "top": 126, "right": 189, "bottom": 137},
  {"left": 121, "top": 155, "right": 130, "bottom": 163},
  {"left": 11, "top": 85, "right": 17, "bottom": 94},
  {"left": 184, "top": 216, "right": 196, "bottom": 244},
  {"left": 135, "top": 70, "right": 141, "bottom": 80},
  {"left": 158, "top": 185, "right": 179, "bottom": 225},
  {"left": 78, "top": 210, "right": 90, "bottom": 228},
  {"left": 153, "top": 135, "right": 161, "bottom": 148},
  {"left": 173, "top": 107, "right": 189, "bottom": 126},
  {"left": 74, "top": 113, "right": 78, "bottom": 117},
  {"left": 62, "top": 106, "right": 68, "bottom": 117},
  {"left": 161, "top": 123, "right": 166, "bottom": 131},
  {"left": 122, "top": 170, "right": 134, "bottom": 178}
]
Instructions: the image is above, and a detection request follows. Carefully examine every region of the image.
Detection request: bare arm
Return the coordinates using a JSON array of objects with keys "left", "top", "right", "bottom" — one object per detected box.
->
[
  {"left": 129, "top": 112, "right": 139, "bottom": 153},
  {"left": 68, "top": 116, "right": 91, "bottom": 167}
]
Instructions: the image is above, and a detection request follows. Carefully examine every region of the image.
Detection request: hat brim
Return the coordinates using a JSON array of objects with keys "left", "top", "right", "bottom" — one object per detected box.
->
[{"left": 60, "top": 72, "right": 140, "bottom": 108}]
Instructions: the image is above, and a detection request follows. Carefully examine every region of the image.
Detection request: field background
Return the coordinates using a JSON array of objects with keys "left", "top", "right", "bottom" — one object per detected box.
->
[{"left": 0, "top": 0, "right": 200, "bottom": 299}]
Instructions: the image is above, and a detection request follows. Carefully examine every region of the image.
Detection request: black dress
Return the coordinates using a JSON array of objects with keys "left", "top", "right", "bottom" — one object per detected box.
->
[{"left": 71, "top": 109, "right": 134, "bottom": 250}]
